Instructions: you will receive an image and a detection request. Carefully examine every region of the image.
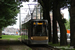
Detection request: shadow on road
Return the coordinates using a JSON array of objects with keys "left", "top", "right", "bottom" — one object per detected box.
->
[
  {"left": 0, "top": 40, "right": 32, "bottom": 50},
  {"left": 0, "top": 40, "right": 23, "bottom": 45}
]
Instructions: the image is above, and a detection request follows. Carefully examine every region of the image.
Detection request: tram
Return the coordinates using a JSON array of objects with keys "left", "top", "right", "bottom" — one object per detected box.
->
[{"left": 21, "top": 19, "right": 48, "bottom": 44}]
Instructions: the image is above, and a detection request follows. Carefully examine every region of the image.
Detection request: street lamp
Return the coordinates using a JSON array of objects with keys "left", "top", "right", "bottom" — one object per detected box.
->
[
  {"left": 19, "top": 4, "right": 23, "bottom": 35},
  {"left": 19, "top": 5, "right": 21, "bottom": 35}
]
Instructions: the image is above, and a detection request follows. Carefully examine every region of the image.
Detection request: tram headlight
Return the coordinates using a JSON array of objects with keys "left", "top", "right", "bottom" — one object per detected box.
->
[
  {"left": 46, "top": 37, "right": 48, "bottom": 40},
  {"left": 31, "top": 37, "right": 33, "bottom": 40},
  {"left": 33, "top": 22, "right": 36, "bottom": 25}
]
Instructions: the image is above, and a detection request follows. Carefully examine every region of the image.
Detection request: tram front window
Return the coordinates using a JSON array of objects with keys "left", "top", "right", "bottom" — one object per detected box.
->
[{"left": 33, "top": 25, "right": 47, "bottom": 36}]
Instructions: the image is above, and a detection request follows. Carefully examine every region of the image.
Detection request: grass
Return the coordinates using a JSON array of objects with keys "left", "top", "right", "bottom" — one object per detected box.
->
[
  {"left": 21, "top": 35, "right": 28, "bottom": 40},
  {"left": 48, "top": 42, "right": 75, "bottom": 50},
  {"left": 0, "top": 35, "right": 21, "bottom": 40},
  {"left": 49, "top": 42, "right": 60, "bottom": 46}
]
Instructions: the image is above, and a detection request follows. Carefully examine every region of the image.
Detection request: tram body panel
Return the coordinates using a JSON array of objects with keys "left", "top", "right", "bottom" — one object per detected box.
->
[
  {"left": 31, "top": 40, "right": 48, "bottom": 44},
  {"left": 31, "top": 36, "right": 48, "bottom": 40},
  {"left": 30, "top": 36, "right": 48, "bottom": 44}
]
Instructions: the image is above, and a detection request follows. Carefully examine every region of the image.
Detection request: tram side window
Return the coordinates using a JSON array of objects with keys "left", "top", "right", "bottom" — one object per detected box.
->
[{"left": 33, "top": 25, "right": 47, "bottom": 36}]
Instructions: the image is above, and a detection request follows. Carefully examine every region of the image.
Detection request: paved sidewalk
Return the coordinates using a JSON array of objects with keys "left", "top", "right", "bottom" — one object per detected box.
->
[{"left": 0, "top": 39, "right": 32, "bottom": 50}]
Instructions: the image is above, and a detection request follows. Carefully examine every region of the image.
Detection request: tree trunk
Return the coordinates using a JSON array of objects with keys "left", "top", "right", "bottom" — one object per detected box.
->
[
  {"left": 70, "top": 0, "right": 75, "bottom": 48},
  {"left": 56, "top": 7, "right": 67, "bottom": 46},
  {"left": 58, "top": 21, "right": 67, "bottom": 46},
  {"left": 38, "top": 0, "right": 52, "bottom": 42},
  {"left": 52, "top": 1, "right": 58, "bottom": 44},
  {"left": 52, "top": 17, "right": 58, "bottom": 44},
  {"left": 0, "top": 29, "right": 2, "bottom": 38},
  {"left": 43, "top": 8, "right": 51, "bottom": 42}
]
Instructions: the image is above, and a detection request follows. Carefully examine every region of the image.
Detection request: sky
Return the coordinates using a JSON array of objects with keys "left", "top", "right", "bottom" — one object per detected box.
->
[
  {"left": 61, "top": 8, "right": 69, "bottom": 20},
  {"left": 7, "top": 1, "right": 69, "bottom": 29}
]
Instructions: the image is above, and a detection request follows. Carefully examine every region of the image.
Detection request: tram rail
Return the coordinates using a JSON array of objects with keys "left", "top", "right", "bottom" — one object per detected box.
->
[{"left": 29, "top": 44, "right": 61, "bottom": 50}]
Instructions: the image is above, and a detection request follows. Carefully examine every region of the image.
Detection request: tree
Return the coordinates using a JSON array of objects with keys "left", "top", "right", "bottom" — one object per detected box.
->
[
  {"left": 38, "top": 0, "right": 52, "bottom": 42},
  {"left": 69, "top": 0, "right": 75, "bottom": 48},
  {"left": 52, "top": 0, "right": 58, "bottom": 44},
  {"left": 0, "top": 0, "right": 21, "bottom": 38},
  {"left": 16, "top": 0, "right": 29, "bottom": 2},
  {"left": 52, "top": 0, "right": 69, "bottom": 45}
]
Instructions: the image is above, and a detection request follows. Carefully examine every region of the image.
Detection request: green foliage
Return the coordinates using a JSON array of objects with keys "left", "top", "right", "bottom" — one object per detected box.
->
[
  {"left": 0, "top": 0, "right": 21, "bottom": 28},
  {"left": 0, "top": 35, "right": 21, "bottom": 40},
  {"left": 16, "top": 0, "right": 29, "bottom": 2},
  {"left": 65, "top": 19, "right": 70, "bottom": 29},
  {"left": 48, "top": 42, "right": 60, "bottom": 46},
  {"left": 62, "top": 18, "right": 66, "bottom": 23},
  {"left": 48, "top": 42, "right": 75, "bottom": 50}
]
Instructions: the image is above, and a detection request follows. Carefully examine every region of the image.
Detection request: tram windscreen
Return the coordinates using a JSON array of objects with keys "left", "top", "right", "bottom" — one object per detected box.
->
[{"left": 33, "top": 25, "right": 47, "bottom": 36}]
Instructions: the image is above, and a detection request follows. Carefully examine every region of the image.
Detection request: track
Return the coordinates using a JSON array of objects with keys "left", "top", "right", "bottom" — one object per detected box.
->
[
  {"left": 22, "top": 40, "right": 61, "bottom": 50},
  {"left": 30, "top": 44, "right": 61, "bottom": 50},
  {"left": 21, "top": 38, "right": 62, "bottom": 50},
  {"left": 23, "top": 43, "right": 61, "bottom": 50}
]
